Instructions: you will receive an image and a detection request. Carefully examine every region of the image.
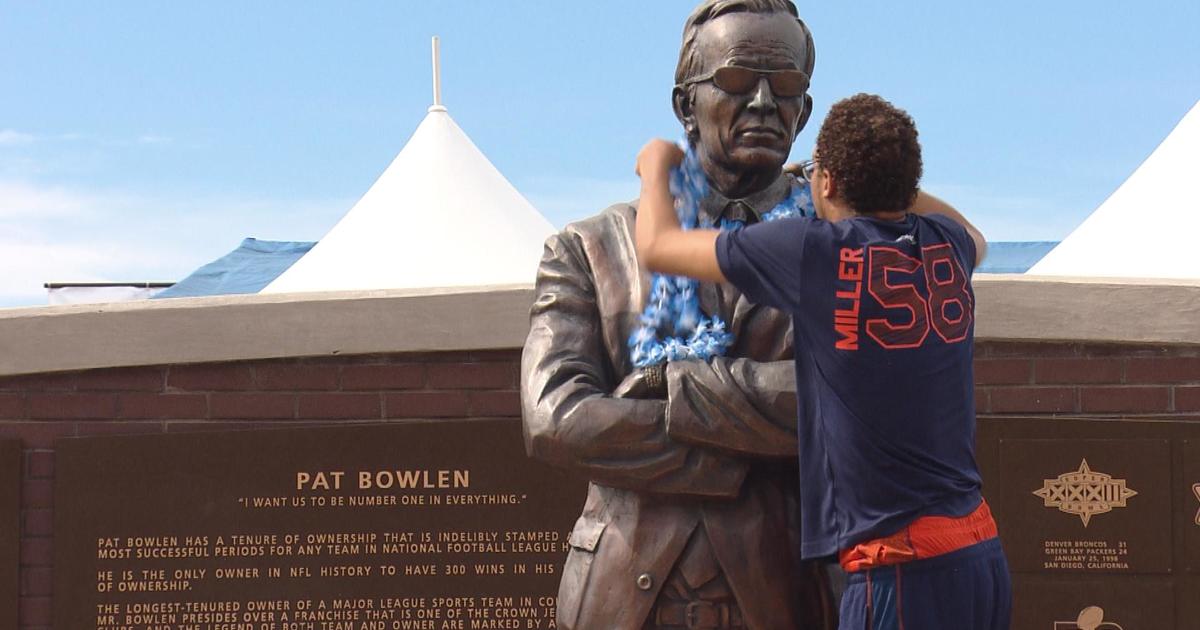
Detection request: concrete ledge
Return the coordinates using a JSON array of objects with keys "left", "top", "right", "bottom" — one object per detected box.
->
[
  {"left": 0, "top": 285, "right": 536, "bottom": 377},
  {"left": 973, "top": 274, "right": 1200, "bottom": 346},
  {"left": 1, "top": 276, "right": 1197, "bottom": 377}
]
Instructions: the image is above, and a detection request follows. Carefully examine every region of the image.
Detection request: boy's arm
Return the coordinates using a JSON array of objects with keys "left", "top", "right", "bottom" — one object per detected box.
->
[
  {"left": 910, "top": 191, "right": 988, "bottom": 267},
  {"left": 635, "top": 140, "right": 727, "bottom": 283}
]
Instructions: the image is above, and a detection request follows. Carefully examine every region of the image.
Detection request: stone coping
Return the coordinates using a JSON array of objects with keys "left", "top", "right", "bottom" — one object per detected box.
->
[{"left": 1, "top": 276, "right": 1197, "bottom": 377}]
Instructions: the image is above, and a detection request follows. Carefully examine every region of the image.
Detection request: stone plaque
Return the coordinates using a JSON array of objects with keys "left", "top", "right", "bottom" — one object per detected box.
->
[
  {"left": 999, "top": 438, "right": 1171, "bottom": 574},
  {"left": 0, "top": 440, "right": 19, "bottom": 630},
  {"left": 1178, "top": 577, "right": 1200, "bottom": 627},
  {"left": 54, "top": 421, "right": 586, "bottom": 630},
  {"left": 1185, "top": 440, "right": 1200, "bottom": 574},
  {"left": 1013, "top": 577, "right": 1174, "bottom": 629},
  {"left": 974, "top": 417, "right": 1002, "bottom": 519}
]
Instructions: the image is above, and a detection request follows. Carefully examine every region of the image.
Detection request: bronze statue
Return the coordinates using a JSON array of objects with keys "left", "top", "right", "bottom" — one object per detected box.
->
[{"left": 521, "top": 1, "right": 835, "bottom": 628}]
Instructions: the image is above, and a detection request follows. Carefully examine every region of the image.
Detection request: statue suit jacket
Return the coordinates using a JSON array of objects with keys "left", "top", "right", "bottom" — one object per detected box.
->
[{"left": 521, "top": 175, "right": 835, "bottom": 630}]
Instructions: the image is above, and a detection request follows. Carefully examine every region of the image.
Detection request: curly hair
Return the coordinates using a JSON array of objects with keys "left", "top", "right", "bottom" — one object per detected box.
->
[{"left": 816, "top": 93, "right": 922, "bottom": 215}]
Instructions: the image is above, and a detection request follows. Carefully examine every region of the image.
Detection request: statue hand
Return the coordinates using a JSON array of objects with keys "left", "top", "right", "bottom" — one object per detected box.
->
[{"left": 613, "top": 365, "right": 668, "bottom": 400}]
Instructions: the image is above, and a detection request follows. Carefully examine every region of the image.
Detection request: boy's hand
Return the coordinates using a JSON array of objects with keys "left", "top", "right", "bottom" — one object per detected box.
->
[
  {"left": 636, "top": 139, "right": 684, "bottom": 181},
  {"left": 633, "top": 137, "right": 727, "bottom": 284}
]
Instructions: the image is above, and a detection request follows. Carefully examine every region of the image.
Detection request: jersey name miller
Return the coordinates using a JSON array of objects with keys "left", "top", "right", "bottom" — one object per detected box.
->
[
  {"left": 834, "top": 247, "right": 864, "bottom": 349},
  {"left": 833, "top": 244, "right": 972, "bottom": 351}
]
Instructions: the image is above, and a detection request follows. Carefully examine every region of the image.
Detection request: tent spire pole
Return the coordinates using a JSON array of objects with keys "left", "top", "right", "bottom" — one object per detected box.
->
[{"left": 430, "top": 36, "right": 446, "bottom": 112}]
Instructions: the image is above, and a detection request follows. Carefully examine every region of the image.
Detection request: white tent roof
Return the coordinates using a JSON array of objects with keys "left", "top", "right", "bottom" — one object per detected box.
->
[
  {"left": 263, "top": 106, "right": 554, "bottom": 293},
  {"left": 1028, "top": 100, "right": 1200, "bottom": 279}
]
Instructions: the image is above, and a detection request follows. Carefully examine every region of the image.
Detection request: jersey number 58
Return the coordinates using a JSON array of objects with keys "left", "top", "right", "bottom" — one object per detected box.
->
[{"left": 865, "top": 244, "right": 973, "bottom": 349}]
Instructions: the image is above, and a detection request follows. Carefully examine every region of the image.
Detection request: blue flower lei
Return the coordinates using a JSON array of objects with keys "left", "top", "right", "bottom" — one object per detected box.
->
[{"left": 628, "top": 145, "right": 814, "bottom": 369}]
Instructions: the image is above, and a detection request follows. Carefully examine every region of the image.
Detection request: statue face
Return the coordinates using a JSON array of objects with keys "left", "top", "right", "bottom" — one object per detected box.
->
[{"left": 681, "top": 12, "right": 811, "bottom": 178}]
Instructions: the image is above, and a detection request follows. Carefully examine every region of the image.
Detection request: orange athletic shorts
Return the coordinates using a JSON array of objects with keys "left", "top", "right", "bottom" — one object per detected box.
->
[{"left": 839, "top": 500, "right": 999, "bottom": 573}]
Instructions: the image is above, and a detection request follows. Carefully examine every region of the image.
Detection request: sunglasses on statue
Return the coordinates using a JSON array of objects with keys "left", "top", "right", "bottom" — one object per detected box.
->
[{"left": 679, "top": 66, "right": 810, "bottom": 98}]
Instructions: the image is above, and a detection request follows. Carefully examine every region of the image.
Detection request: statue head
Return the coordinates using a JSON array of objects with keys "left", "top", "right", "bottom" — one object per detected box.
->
[{"left": 673, "top": 0, "right": 815, "bottom": 197}]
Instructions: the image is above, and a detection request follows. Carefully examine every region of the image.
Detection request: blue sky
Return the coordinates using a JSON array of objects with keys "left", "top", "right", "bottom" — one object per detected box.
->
[{"left": 1, "top": 1, "right": 1197, "bottom": 306}]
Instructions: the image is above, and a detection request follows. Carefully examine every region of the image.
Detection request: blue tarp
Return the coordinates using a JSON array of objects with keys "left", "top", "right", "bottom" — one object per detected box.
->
[
  {"left": 977, "top": 241, "right": 1058, "bottom": 274},
  {"left": 154, "top": 238, "right": 1057, "bottom": 299},
  {"left": 153, "top": 238, "right": 316, "bottom": 299}
]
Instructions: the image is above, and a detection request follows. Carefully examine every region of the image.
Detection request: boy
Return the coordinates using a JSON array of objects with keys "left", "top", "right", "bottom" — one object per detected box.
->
[{"left": 635, "top": 93, "right": 1011, "bottom": 628}]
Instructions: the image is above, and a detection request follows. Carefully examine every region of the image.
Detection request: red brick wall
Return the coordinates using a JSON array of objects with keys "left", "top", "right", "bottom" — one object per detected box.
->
[
  {"left": 0, "top": 341, "right": 1197, "bottom": 628},
  {"left": 975, "top": 341, "right": 1200, "bottom": 417}
]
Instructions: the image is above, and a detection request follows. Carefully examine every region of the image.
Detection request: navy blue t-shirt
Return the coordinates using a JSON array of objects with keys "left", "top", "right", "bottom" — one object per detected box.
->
[{"left": 716, "top": 212, "right": 983, "bottom": 559}]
